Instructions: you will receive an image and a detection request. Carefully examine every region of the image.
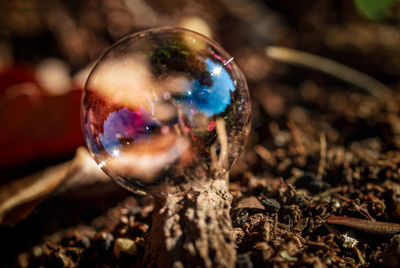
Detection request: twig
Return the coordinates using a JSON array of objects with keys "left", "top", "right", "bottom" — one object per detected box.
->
[
  {"left": 326, "top": 216, "right": 400, "bottom": 237},
  {"left": 265, "top": 46, "right": 391, "bottom": 98},
  {"left": 317, "top": 132, "right": 327, "bottom": 180},
  {"left": 254, "top": 144, "right": 273, "bottom": 164},
  {"left": 287, "top": 120, "right": 305, "bottom": 154}
]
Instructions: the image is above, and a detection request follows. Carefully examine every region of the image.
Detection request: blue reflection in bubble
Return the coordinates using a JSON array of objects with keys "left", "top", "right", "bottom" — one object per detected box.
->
[{"left": 189, "top": 59, "right": 235, "bottom": 117}]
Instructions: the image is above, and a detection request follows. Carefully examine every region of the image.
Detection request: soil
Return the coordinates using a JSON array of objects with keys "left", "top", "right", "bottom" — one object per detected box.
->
[{"left": 1, "top": 0, "right": 400, "bottom": 267}]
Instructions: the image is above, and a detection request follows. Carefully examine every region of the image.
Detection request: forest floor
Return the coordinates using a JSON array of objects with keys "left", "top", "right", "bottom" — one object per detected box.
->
[{"left": 2, "top": 0, "right": 400, "bottom": 267}]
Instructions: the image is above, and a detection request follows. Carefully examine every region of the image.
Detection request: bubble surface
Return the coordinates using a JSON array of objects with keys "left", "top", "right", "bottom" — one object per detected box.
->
[{"left": 82, "top": 27, "right": 251, "bottom": 194}]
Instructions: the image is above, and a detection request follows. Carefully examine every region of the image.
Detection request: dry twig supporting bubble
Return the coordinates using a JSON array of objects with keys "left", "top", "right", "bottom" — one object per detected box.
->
[
  {"left": 144, "top": 180, "right": 236, "bottom": 268},
  {"left": 144, "top": 118, "right": 237, "bottom": 268}
]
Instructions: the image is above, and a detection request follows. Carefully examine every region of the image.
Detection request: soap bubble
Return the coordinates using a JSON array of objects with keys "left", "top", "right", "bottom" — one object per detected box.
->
[{"left": 82, "top": 27, "right": 251, "bottom": 194}]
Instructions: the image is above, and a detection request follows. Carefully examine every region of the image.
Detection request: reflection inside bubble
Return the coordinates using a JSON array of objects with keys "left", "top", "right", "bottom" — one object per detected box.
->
[
  {"left": 82, "top": 27, "right": 251, "bottom": 193},
  {"left": 100, "top": 107, "right": 157, "bottom": 155}
]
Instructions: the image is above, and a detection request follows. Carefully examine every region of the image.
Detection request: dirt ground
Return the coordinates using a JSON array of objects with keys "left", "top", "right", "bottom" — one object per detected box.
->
[{"left": 1, "top": 0, "right": 400, "bottom": 267}]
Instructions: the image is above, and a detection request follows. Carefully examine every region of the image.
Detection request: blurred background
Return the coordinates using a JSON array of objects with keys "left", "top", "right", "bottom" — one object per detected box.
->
[{"left": 1, "top": 0, "right": 400, "bottom": 266}]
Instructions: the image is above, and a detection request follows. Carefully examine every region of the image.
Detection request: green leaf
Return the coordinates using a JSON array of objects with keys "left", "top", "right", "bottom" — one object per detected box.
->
[{"left": 354, "top": 0, "right": 398, "bottom": 20}]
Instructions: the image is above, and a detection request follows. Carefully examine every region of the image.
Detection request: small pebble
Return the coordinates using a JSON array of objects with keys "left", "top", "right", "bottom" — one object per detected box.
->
[
  {"left": 113, "top": 237, "right": 137, "bottom": 259},
  {"left": 32, "top": 246, "right": 43, "bottom": 257},
  {"left": 121, "top": 216, "right": 129, "bottom": 224},
  {"left": 280, "top": 250, "right": 297, "bottom": 262},
  {"left": 233, "top": 196, "right": 265, "bottom": 211},
  {"left": 261, "top": 198, "right": 281, "bottom": 213}
]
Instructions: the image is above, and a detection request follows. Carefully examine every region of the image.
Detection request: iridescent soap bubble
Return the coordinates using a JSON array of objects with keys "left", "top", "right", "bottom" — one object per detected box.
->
[{"left": 82, "top": 27, "right": 251, "bottom": 194}]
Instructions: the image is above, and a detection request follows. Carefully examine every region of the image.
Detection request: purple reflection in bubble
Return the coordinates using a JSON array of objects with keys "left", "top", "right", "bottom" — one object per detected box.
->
[{"left": 99, "top": 107, "right": 156, "bottom": 155}]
